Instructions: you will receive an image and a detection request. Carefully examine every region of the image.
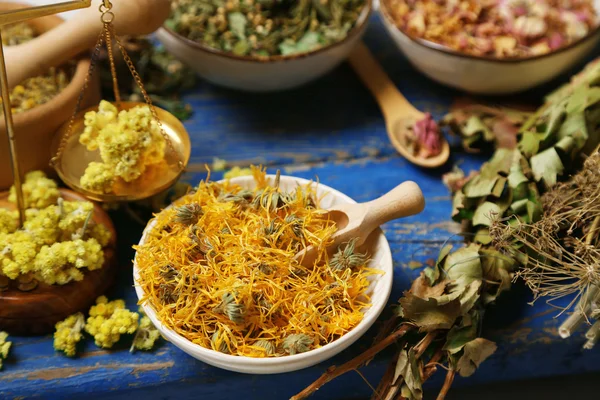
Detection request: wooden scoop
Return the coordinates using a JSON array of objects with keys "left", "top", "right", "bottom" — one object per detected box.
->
[
  {"left": 348, "top": 42, "right": 450, "bottom": 168},
  {"left": 3, "top": 0, "right": 171, "bottom": 89},
  {"left": 295, "top": 181, "right": 425, "bottom": 267}
]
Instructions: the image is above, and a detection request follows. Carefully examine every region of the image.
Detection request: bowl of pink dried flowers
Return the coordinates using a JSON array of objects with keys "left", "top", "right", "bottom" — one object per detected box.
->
[{"left": 379, "top": 0, "right": 600, "bottom": 94}]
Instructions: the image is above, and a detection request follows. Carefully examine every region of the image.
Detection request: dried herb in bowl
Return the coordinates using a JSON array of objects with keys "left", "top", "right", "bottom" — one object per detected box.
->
[
  {"left": 384, "top": 0, "right": 598, "bottom": 58},
  {"left": 166, "top": 0, "right": 367, "bottom": 57},
  {"left": 0, "top": 22, "right": 73, "bottom": 116}
]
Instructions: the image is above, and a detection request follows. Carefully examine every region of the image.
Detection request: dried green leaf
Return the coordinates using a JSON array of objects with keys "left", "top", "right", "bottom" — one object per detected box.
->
[
  {"left": 444, "top": 244, "right": 483, "bottom": 288},
  {"left": 472, "top": 202, "right": 501, "bottom": 227},
  {"left": 393, "top": 349, "right": 423, "bottom": 400},
  {"left": 443, "top": 316, "right": 478, "bottom": 354},
  {"left": 541, "top": 102, "right": 566, "bottom": 141},
  {"left": 519, "top": 131, "right": 542, "bottom": 157},
  {"left": 409, "top": 274, "right": 449, "bottom": 299},
  {"left": 456, "top": 338, "right": 497, "bottom": 377},
  {"left": 400, "top": 293, "right": 461, "bottom": 332},
  {"left": 459, "top": 281, "right": 481, "bottom": 314},
  {"left": 228, "top": 12, "right": 247, "bottom": 39},
  {"left": 508, "top": 161, "right": 529, "bottom": 189},
  {"left": 491, "top": 177, "right": 507, "bottom": 198},
  {"left": 473, "top": 228, "right": 492, "bottom": 245},
  {"left": 510, "top": 198, "right": 528, "bottom": 214},
  {"left": 279, "top": 31, "right": 321, "bottom": 56},
  {"left": 480, "top": 249, "right": 515, "bottom": 303},
  {"left": 530, "top": 147, "right": 564, "bottom": 188}
]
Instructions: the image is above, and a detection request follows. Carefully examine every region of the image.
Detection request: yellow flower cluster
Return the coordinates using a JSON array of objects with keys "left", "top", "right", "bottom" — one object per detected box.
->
[
  {"left": 0, "top": 209, "right": 18, "bottom": 234},
  {"left": 0, "top": 331, "right": 10, "bottom": 370},
  {"left": 84, "top": 296, "right": 139, "bottom": 348},
  {"left": 223, "top": 166, "right": 253, "bottom": 179},
  {"left": 131, "top": 312, "right": 161, "bottom": 353},
  {"left": 79, "top": 101, "right": 166, "bottom": 194},
  {"left": 53, "top": 299, "right": 161, "bottom": 356},
  {"left": 0, "top": 171, "right": 111, "bottom": 284},
  {"left": 8, "top": 171, "right": 60, "bottom": 209},
  {"left": 53, "top": 313, "right": 85, "bottom": 357}
]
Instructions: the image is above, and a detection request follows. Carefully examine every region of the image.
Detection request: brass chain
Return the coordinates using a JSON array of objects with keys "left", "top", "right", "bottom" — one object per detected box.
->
[
  {"left": 51, "top": 30, "right": 105, "bottom": 165},
  {"left": 103, "top": 22, "right": 120, "bottom": 103},
  {"left": 110, "top": 24, "right": 183, "bottom": 169}
]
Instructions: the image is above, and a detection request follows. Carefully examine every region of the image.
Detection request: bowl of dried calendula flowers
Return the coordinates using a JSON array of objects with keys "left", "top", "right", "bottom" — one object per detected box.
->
[
  {"left": 0, "top": 3, "right": 99, "bottom": 190},
  {"left": 133, "top": 168, "right": 393, "bottom": 373},
  {"left": 156, "top": 0, "right": 372, "bottom": 91},
  {"left": 379, "top": 0, "right": 600, "bottom": 94}
]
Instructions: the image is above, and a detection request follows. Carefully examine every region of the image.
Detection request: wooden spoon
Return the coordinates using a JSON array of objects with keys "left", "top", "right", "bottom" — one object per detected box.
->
[
  {"left": 295, "top": 181, "right": 425, "bottom": 267},
  {"left": 3, "top": 0, "right": 171, "bottom": 89},
  {"left": 348, "top": 42, "right": 450, "bottom": 168}
]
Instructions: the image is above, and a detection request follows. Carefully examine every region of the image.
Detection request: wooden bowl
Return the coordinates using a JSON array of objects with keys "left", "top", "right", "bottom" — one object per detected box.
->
[
  {"left": 0, "top": 2, "right": 100, "bottom": 191},
  {"left": 0, "top": 189, "right": 117, "bottom": 335}
]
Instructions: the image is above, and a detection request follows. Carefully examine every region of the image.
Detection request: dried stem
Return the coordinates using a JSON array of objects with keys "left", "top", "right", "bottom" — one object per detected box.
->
[
  {"left": 436, "top": 369, "right": 456, "bottom": 400},
  {"left": 414, "top": 332, "right": 437, "bottom": 358},
  {"left": 585, "top": 320, "right": 600, "bottom": 340},
  {"left": 559, "top": 310, "right": 586, "bottom": 338},
  {"left": 586, "top": 215, "right": 600, "bottom": 245},
  {"left": 290, "top": 325, "right": 412, "bottom": 400}
]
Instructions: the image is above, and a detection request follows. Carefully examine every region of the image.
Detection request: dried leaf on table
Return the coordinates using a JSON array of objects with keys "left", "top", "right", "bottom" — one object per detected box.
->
[
  {"left": 409, "top": 274, "right": 449, "bottom": 299},
  {"left": 455, "top": 338, "right": 497, "bottom": 377},
  {"left": 443, "top": 311, "right": 480, "bottom": 354},
  {"left": 400, "top": 293, "right": 462, "bottom": 332},
  {"left": 530, "top": 147, "right": 564, "bottom": 188},
  {"left": 392, "top": 349, "right": 423, "bottom": 400},
  {"left": 444, "top": 244, "right": 483, "bottom": 288}
]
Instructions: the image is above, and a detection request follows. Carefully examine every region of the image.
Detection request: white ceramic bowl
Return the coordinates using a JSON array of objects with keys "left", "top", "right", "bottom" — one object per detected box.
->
[
  {"left": 379, "top": 0, "right": 600, "bottom": 95},
  {"left": 156, "top": 2, "right": 372, "bottom": 92},
  {"left": 133, "top": 174, "right": 393, "bottom": 374}
]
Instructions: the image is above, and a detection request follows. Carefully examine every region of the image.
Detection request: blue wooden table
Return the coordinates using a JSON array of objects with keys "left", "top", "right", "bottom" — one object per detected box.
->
[{"left": 2, "top": 14, "right": 600, "bottom": 400}]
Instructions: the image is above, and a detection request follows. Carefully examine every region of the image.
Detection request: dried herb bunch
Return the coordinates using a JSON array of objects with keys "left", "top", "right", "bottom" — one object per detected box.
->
[
  {"left": 491, "top": 150, "right": 600, "bottom": 346},
  {"left": 135, "top": 167, "right": 378, "bottom": 357},
  {"left": 166, "top": 0, "right": 367, "bottom": 57}
]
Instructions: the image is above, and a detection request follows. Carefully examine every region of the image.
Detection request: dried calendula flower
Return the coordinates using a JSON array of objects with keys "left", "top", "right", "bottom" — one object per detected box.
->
[
  {"left": 213, "top": 292, "right": 246, "bottom": 324},
  {"left": 174, "top": 203, "right": 203, "bottom": 225},
  {"left": 330, "top": 238, "right": 369, "bottom": 271},
  {"left": 254, "top": 339, "right": 277, "bottom": 356},
  {"left": 384, "top": 0, "right": 598, "bottom": 58},
  {"left": 282, "top": 334, "right": 313, "bottom": 355}
]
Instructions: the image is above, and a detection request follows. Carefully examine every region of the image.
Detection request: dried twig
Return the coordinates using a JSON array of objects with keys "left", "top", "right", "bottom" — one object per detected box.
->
[
  {"left": 436, "top": 369, "right": 456, "bottom": 400},
  {"left": 290, "top": 325, "right": 413, "bottom": 400}
]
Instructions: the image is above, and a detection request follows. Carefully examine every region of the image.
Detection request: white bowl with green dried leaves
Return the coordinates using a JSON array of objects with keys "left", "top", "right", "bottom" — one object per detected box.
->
[
  {"left": 156, "top": 0, "right": 372, "bottom": 92},
  {"left": 133, "top": 174, "right": 393, "bottom": 374}
]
